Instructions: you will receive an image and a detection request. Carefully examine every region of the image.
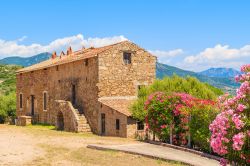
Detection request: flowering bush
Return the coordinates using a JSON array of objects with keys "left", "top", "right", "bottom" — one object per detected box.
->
[
  {"left": 130, "top": 75, "right": 223, "bottom": 122},
  {"left": 209, "top": 64, "right": 250, "bottom": 165},
  {"left": 145, "top": 91, "right": 217, "bottom": 150}
]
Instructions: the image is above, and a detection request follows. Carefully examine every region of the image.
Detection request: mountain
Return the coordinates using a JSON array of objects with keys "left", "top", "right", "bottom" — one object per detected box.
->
[
  {"left": 156, "top": 63, "right": 240, "bottom": 94},
  {"left": 0, "top": 52, "right": 51, "bottom": 67},
  {"left": 0, "top": 53, "right": 240, "bottom": 94},
  {"left": 199, "top": 67, "right": 242, "bottom": 78}
]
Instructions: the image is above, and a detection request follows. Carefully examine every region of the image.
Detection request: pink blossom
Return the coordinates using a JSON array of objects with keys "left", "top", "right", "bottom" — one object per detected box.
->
[
  {"left": 160, "top": 125, "right": 167, "bottom": 129},
  {"left": 232, "top": 132, "right": 245, "bottom": 151},
  {"left": 232, "top": 114, "right": 244, "bottom": 130},
  {"left": 240, "top": 64, "right": 250, "bottom": 72},
  {"left": 220, "top": 158, "right": 228, "bottom": 166},
  {"left": 237, "top": 104, "right": 246, "bottom": 112},
  {"left": 235, "top": 75, "right": 241, "bottom": 82}
]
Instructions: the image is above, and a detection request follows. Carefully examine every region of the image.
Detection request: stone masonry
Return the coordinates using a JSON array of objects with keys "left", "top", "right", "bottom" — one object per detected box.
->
[{"left": 16, "top": 41, "right": 156, "bottom": 137}]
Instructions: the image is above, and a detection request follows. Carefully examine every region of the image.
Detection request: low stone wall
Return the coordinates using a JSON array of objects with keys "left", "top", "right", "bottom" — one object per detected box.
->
[{"left": 16, "top": 116, "right": 32, "bottom": 126}]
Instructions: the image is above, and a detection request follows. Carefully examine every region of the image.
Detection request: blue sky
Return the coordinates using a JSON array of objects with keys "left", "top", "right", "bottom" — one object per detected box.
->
[{"left": 0, "top": 0, "right": 250, "bottom": 71}]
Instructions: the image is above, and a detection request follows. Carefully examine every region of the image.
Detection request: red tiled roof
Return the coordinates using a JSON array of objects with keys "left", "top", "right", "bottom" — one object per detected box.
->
[
  {"left": 98, "top": 97, "right": 136, "bottom": 116},
  {"left": 17, "top": 41, "right": 128, "bottom": 73}
]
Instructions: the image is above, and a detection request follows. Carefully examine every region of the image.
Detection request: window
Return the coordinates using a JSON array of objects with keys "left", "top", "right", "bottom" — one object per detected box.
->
[
  {"left": 56, "top": 65, "right": 59, "bottom": 71},
  {"left": 19, "top": 93, "right": 23, "bottom": 109},
  {"left": 116, "top": 119, "right": 120, "bottom": 130},
  {"left": 84, "top": 59, "right": 88, "bottom": 66},
  {"left": 43, "top": 92, "right": 48, "bottom": 111},
  {"left": 137, "top": 121, "right": 144, "bottom": 130},
  {"left": 123, "top": 52, "right": 131, "bottom": 64}
]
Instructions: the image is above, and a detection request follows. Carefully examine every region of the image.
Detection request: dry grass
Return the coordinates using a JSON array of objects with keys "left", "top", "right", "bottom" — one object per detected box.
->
[{"left": 0, "top": 124, "right": 186, "bottom": 166}]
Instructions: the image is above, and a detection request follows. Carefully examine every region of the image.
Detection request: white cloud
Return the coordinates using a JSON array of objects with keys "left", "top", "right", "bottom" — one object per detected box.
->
[
  {"left": 0, "top": 34, "right": 127, "bottom": 58},
  {"left": 181, "top": 44, "right": 250, "bottom": 71},
  {"left": 149, "top": 49, "right": 183, "bottom": 64}
]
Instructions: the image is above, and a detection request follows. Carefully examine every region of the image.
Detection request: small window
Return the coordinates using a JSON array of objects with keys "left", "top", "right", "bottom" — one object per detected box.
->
[
  {"left": 116, "top": 119, "right": 120, "bottom": 130},
  {"left": 84, "top": 59, "right": 88, "bottom": 66},
  {"left": 56, "top": 65, "right": 59, "bottom": 71},
  {"left": 137, "top": 121, "right": 144, "bottom": 130},
  {"left": 123, "top": 52, "right": 131, "bottom": 64},
  {"left": 19, "top": 93, "right": 23, "bottom": 109},
  {"left": 43, "top": 92, "right": 48, "bottom": 111}
]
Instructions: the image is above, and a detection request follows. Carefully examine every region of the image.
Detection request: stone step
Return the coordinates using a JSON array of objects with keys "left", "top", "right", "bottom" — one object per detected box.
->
[
  {"left": 78, "top": 124, "right": 90, "bottom": 127},
  {"left": 73, "top": 107, "right": 92, "bottom": 133},
  {"left": 78, "top": 129, "right": 92, "bottom": 132}
]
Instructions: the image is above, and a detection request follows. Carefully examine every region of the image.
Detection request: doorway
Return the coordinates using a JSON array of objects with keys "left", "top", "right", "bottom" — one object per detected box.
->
[
  {"left": 72, "top": 84, "right": 76, "bottom": 105},
  {"left": 101, "top": 113, "right": 105, "bottom": 135},
  {"left": 31, "top": 95, "right": 35, "bottom": 116},
  {"left": 57, "top": 111, "right": 64, "bottom": 130}
]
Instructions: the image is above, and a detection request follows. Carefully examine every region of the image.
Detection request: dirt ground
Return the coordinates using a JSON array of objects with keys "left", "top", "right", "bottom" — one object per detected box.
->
[{"left": 0, "top": 124, "right": 184, "bottom": 166}]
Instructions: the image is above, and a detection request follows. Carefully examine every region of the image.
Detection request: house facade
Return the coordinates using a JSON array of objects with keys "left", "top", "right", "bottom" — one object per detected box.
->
[{"left": 16, "top": 41, "right": 156, "bottom": 137}]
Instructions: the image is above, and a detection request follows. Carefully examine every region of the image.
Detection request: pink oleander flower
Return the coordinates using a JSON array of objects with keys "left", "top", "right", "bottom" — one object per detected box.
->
[
  {"left": 173, "top": 109, "right": 180, "bottom": 116},
  {"left": 235, "top": 75, "right": 241, "bottom": 82},
  {"left": 160, "top": 124, "right": 167, "bottom": 129},
  {"left": 240, "top": 64, "right": 250, "bottom": 72},
  {"left": 232, "top": 132, "right": 245, "bottom": 151},
  {"left": 237, "top": 104, "right": 246, "bottom": 112},
  {"left": 210, "top": 64, "right": 250, "bottom": 164},
  {"left": 226, "top": 109, "right": 234, "bottom": 115},
  {"left": 220, "top": 158, "right": 228, "bottom": 166},
  {"left": 232, "top": 114, "right": 244, "bottom": 130}
]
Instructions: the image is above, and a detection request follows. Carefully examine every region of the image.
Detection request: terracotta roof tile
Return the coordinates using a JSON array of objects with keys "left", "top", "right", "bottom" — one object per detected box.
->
[
  {"left": 98, "top": 97, "right": 136, "bottom": 116},
  {"left": 17, "top": 41, "right": 128, "bottom": 73}
]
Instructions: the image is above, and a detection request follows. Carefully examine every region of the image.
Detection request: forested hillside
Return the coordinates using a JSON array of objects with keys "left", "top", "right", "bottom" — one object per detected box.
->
[
  {"left": 0, "top": 65, "right": 22, "bottom": 95},
  {"left": 0, "top": 65, "right": 22, "bottom": 123}
]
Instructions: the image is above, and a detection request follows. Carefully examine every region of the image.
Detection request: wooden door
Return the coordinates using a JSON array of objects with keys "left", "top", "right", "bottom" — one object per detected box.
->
[
  {"left": 31, "top": 95, "right": 35, "bottom": 116},
  {"left": 101, "top": 113, "right": 105, "bottom": 135}
]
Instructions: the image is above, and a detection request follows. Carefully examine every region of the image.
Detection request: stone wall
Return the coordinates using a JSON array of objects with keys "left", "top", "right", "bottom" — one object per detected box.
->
[
  {"left": 99, "top": 103, "right": 128, "bottom": 137},
  {"left": 127, "top": 117, "right": 137, "bottom": 138},
  {"left": 97, "top": 41, "right": 156, "bottom": 97},
  {"left": 16, "top": 56, "right": 99, "bottom": 133},
  {"left": 16, "top": 41, "right": 156, "bottom": 137}
]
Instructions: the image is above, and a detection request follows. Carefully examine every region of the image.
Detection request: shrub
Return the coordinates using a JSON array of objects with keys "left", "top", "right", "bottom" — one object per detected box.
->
[
  {"left": 0, "top": 92, "right": 16, "bottom": 123},
  {"left": 209, "top": 64, "right": 250, "bottom": 165},
  {"left": 130, "top": 75, "right": 223, "bottom": 121},
  {"left": 145, "top": 91, "right": 217, "bottom": 150},
  {"left": 189, "top": 100, "right": 219, "bottom": 152}
]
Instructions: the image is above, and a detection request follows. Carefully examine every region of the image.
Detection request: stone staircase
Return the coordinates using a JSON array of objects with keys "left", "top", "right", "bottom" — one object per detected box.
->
[
  {"left": 55, "top": 100, "right": 92, "bottom": 133},
  {"left": 75, "top": 109, "right": 92, "bottom": 133}
]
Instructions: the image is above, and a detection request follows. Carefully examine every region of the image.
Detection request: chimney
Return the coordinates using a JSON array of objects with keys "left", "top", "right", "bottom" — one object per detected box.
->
[
  {"left": 51, "top": 51, "right": 57, "bottom": 59},
  {"left": 60, "top": 51, "right": 65, "bottom": 59},
  {"left": 67, "top": 46, "right": 73, "bottom": 55}
]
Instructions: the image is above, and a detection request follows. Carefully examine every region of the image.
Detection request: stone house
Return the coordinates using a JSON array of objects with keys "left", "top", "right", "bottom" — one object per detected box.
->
[{"left": 16, "top": 41, "right": 156, "bottom": 137}]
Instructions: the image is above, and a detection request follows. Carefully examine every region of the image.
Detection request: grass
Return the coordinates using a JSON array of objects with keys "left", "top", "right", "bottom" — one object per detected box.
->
[
  {"left": 29, "top": 144, "right": 186, "bottom": 166},
  {"left": 8, "top": 125, "right": 187, "bottom": 166}
]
